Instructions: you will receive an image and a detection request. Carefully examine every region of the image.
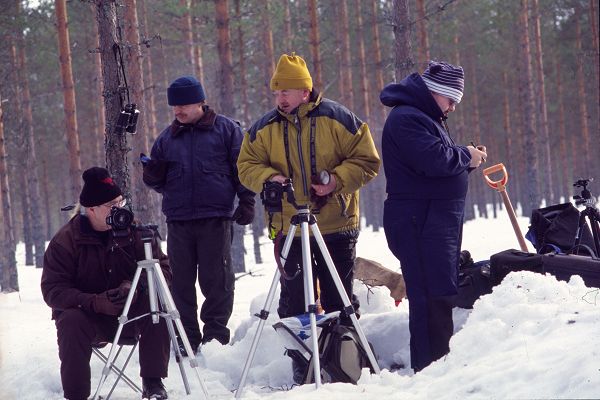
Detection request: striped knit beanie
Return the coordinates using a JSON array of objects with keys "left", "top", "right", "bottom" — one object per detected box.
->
[{"left": 422, "top": 61, "right": 464, "bottom": 104}]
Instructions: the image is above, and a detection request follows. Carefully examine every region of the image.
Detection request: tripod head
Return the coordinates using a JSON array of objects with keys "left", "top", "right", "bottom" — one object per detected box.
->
[
  {"left": 261, "top": 178, "right": 301, "bottom": 212},
  {"left": 573, "top": 178, "right": 597, "bottom": 208}
]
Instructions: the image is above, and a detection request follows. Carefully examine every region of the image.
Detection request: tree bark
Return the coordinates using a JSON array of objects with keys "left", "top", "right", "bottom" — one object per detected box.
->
[
  {"left": 191, "top": 0, "right": 205, "bottom": 84},
  {"left": 554, "top": 58, "right": 569, "bottom": 199},
  {"left": 392, "top": 0, "right": 415, "bottom": 81},
  {"left": 260, "top": 0, "right": 275, "bottom": 107},
  {"left": 339, "top": 1, "right": 354, "bottom": 107},
  {"left": 531, "top": 0, "right": 554, "bottom": 204},
  {"left": 180, "top": 0, "right": 195, "bottom": 73},
  {"left": 283, "top": 0, "right": 292, "bottom": 52},
  {"left": 234, "top": 0, "right": 250, "bottom": 126},
  {"left": 0, "top": 94, "right": 19, "bottom": 292},
  {"left": 55, "top": 0, "right": 82, "bottom": 201},
  {"left": 518, "top": 0, "right": 539, "bottom": 212},
  {"left": 91, "top": 5, "right": 107, "bottom": 166},
  {"left": 574, "top": 5, "right": 591, "bottom": 177},
  {"left": 215, "top": 0, "right": 235, "bottom": 116},
  {"left": 370, "top": 0, "right": 386, "bottom": 130},
  {"left": 415, "top": 0, "right": 430, "bottom": 72},
  {"left": 308, "top": 0, "right": 322, "bottom": 90}
]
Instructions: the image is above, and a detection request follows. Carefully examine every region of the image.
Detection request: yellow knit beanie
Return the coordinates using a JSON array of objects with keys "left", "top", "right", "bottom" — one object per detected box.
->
[{"left": 270, "top": 53, "right": 313, "bottom": 91}]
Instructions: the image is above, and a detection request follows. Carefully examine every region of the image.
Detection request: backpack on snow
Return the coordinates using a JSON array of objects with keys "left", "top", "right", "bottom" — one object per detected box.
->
[{"left": 273, "top": 313, "right": 376, "bottom": 384}]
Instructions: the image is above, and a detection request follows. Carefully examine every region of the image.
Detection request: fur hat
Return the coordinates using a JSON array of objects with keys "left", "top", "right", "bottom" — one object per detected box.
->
[
  {"left": 167, "top": 76, "right": 206, "bottom": 106},
  {"left": 79, "top": 167, "right": 122, "bottom": 207},
  {"left": 270, "top": 53, "right": 313, "bottom": 91},
  {"left": 422, "top": 61, "right": 465, "bottom": 104}
]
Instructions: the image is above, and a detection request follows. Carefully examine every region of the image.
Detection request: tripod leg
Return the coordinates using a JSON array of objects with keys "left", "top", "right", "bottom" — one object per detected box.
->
[
  {"left": 589, "top": 214, "right": 600, "bottom": 257},
  {"left": 309, "top": 224, "right": 381, "bottom": 375},
  {"left": 91, "top": 265, "right": 145, "bottom": 400},
  {"left": 235, "top": 224, "right": 297, "bottom": 399},
  {"left": 300, "top": 221, "right": 322, "bottom": 388},
  {"left": 574, "top": 213, "right": 587, "bottom": 255}
]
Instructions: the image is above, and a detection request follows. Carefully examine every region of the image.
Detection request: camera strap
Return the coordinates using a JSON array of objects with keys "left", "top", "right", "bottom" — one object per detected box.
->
[
  {"left": 283, "top": 117, "right": 318, "bottom": 190},
  {"left": 273, "top": 230, "right": 301, "bottom": 281}
]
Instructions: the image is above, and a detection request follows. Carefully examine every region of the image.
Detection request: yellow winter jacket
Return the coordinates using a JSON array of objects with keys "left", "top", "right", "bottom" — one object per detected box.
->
[{"left": 237, "top": 93, "right": 380, "bottom": 236}]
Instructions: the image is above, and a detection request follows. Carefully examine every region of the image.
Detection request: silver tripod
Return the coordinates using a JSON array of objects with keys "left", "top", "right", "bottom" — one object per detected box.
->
[
  {"left": 235, "top": 205, "right": 380, "bottom": 398},
  {"left": 92, "top": 229, "right": 210, "bottom": 400}
]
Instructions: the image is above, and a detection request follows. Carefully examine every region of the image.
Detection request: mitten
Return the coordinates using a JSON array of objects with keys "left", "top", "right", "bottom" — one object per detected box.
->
[
  {"left": 92, "top": 290, "right": 123, "bottom": 316},
  {"left": 232, "top": 195, "right": 255, "bottom": 225},
  {"left": 141, "top": 153, "right": 169, "bottom": 187}
]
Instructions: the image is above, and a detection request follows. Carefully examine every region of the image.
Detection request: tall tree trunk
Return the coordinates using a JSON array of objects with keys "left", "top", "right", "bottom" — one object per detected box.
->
[
  {"left": 0, "top": 94, "right": 19, "bottom": 292},
  {"left": 392, "top": 0, "right": 415, "bottom": 81},
  {"left": 180, "top": 0, "right": 195, "bottom": 72},
  {"left": 191, "top": 0, "right": 205, "bottom": 84},
  {"left": 283, "top": 0, "right": 292, "bottom": 52},
  {"left": 518, "top": 0, "right": 539, "bottom": 211},
  {"left": 415, "top": 0, "right": 430, "bottom": 72},
  {"left": 95, "top": 0, "right": 131, "bottom": 196},
  {"left": 531, "top": 0, "right": 554, "bottom": 204},
  {"left": 16, "top": 41, "right": 45, "bottom": 267},
  {"left": 370, "top": 0, "right": 386, "bottom": 130},
  {"left": 307, "top": 0, "right": 322, "bottom": 89},
  {"left": 234, "top": 0, "right": 250, "bottom": 126},
  {"left": 215, "top": 0, "right": 235, "bottom": 116},
  {"left": 339, "top": 1, "right": 354, "bottom": 107},
  {"left": 260, "top": 0, "right": 275, "bottom": 109},
  {"left": 554, "top": 58, "right": 569, "bottom": 200},
  {"left": 91, "top": 6, "right": 107, "bottom": 165},
  {"left": 55, "top": 0, "right": 82, "bottom": 201},
  {"left": 139, "top": 0, "right": 158, "bottom": 141},
  {"left": 123, "top": 0, "right": 155, "bottom": 224},
  {"left": 590, "top": 0, "right": 600, "bottom": 174},
  {"left": 574, "top": 6, "right": 591, "bottom": 177}
]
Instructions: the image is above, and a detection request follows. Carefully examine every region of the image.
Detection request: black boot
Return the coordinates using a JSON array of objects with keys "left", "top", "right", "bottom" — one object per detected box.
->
[
  {"left": 286, "top": 349, "right": 308, "bottom": 384},
  {"left": 142, "top": 377, "right": 168, "bottom": 399}
]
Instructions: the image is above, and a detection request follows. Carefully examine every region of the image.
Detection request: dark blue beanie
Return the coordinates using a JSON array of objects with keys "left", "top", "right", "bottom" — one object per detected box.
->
[{"left": 167, "top": 76, "right": 206, "bottom": 106}]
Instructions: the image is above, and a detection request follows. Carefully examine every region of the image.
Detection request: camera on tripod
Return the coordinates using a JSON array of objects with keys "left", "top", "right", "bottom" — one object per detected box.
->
[
  {"left": 106, "top": 205, "right": 135, "bottom": 231},
  {"left": 573, "top": 178, "right": 596, "bottom": 207},
  {"left": 261, "top": 179, "right": 296, "bottom": 213},
  {"left": 115, "top": 103, "right": 140, "bottom": 134}
]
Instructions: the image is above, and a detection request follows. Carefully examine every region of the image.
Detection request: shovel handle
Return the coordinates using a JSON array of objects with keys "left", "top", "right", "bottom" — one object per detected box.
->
[{"left": 483, "top": 163, "right": 508, "bottom": 191}]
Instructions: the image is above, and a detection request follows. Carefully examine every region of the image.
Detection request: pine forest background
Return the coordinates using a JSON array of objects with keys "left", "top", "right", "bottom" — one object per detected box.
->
[{"left": 0, "top": 0, "right": 598, "bottom": 292}]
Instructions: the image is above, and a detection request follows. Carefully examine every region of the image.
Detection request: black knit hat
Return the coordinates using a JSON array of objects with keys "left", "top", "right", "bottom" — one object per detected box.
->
[
  {"left": 79, "top": 167, "right": 122, "bottom": 207},
  {"left": 167, "top": 76, "right": 206, "bottom": 106},
  {"left": 422, "top": 61, "right": 465, "bottom": 104}
]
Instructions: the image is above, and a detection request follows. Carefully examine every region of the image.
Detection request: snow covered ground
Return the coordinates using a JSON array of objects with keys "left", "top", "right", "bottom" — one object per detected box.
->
[{"left": 1, "top": 210, "right": 599, "bottom": 399}]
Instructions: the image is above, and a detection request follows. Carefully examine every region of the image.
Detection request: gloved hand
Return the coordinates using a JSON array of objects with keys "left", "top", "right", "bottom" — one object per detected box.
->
[
  {"left": 232, "top": 195, "right": 255, "bottom": 225},
  {"left": 141, "top": 153, "right": 169, "bottom": 186},
  {"left": 92, "top": 281, "right": 136, "bottom": 316}
]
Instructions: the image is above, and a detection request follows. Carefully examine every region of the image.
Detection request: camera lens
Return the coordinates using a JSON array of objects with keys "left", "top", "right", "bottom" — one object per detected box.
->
[{"left": 107, "top": 206, "right": 134, "bottom": 230}]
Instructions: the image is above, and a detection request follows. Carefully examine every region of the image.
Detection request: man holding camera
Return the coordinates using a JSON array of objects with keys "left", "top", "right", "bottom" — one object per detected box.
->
[
  {"left": 143, "top": 76, "right": 255, "bottom": 353},
  {"left": 237, "top": 53, "right": 380, "bottom": 344},
  {"left": 380, "top": 61, "right": 487, "bottom": 372},
  {"left": 41, "top": 167, "right": 171, "bottom": 400}
]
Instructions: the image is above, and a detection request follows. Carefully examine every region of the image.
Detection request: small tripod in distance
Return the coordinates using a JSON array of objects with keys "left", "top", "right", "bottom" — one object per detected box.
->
[
  {"left": 573, "top": 178, "right": 600, "bottom": 257},
  {"left": 92, "top": 226, "right": 209, "bottom": 400},
  {"left": 235, "top": 181, "right": 380, "bottom": 398}
]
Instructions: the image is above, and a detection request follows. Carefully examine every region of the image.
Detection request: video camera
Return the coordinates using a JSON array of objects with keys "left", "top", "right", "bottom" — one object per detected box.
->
[
  {"left": 573, "top": 178, "right": 596, "bottom": 207},
  {"left": 115, "top": 103, "right": 140, "bottom": 134},
  {"left": 261, "top": 179, "right": 296, "bottom": 213},
  {"left": 106, "top": 205, "right": 135, "bottom": 233}
]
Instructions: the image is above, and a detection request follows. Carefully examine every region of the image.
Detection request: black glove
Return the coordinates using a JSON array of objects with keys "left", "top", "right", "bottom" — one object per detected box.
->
[
  {"left": 141, "top": 153, "right": 168, "bottom": 186},
  {"left": 92, "top": 281, "right": 136, "bottom": 316},
  {"left": 232, "top": 196, "right": 255, "bottom": 225}
]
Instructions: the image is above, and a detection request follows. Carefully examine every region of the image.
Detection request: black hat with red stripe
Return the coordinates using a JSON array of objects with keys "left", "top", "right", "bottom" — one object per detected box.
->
[{"left": 79, "top": 167, "right": 122, "bottom": 207}]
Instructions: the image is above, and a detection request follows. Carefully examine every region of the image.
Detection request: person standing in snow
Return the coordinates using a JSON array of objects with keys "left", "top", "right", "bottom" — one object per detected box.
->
[
  {"left": 142, "top": 75, "right": 255, "bottom": 354},
  {"left": 41, "top": 167, "right": 170, "bottom": 400},
  {"left": 380, "top": 61, "right": 487, "bottom": 372}
]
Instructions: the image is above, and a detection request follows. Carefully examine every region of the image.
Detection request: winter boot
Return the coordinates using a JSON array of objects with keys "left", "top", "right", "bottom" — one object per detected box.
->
[{"left": 142, "top": 377, "right": 168, "bottom": 399}]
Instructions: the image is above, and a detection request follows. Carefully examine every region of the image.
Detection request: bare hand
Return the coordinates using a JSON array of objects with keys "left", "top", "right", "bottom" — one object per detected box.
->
[
  {"left": 311, "top": 173, "right": 337, "bottom": 196},
  {"left": 269, "top": 174, "right": 288, "bottom": 184},
  {"left": 468, "top": 145, "right": 488, "bottom": 168}
]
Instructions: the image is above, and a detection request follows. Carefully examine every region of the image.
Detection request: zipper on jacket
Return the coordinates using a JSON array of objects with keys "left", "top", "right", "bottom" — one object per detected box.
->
[
  {"left": 190, "top": 126, "right": 195, "bottom": 208},
  {"left": 337, "top": 194, "right": 348, "bottom": 217},
  {"left": 294, "top": 115, "right": 309, "bottom": 196}
]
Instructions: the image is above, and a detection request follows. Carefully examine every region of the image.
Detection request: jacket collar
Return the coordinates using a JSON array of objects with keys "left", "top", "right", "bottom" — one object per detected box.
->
[
  {"left": 170, "top": 105, "right": 217, "bottom": 137},
  {"left": 277, "top": 90, "right": 322, "bottom": 122}
]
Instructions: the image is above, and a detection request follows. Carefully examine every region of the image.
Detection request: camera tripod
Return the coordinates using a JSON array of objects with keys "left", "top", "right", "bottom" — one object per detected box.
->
[
  {"left": 92, "top": 230, "right": 209, "bottom": 400},
  {"left": 573, "top": 199, "right": 600, "bottom": 258},
  {"left": 235, "top": 205, "right": 380, "bottom": 398}
]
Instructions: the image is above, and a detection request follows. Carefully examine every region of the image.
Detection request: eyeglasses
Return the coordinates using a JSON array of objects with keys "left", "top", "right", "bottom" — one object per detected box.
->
[{"left": 100, "top": 199, "right": 126, "bottom": 209}]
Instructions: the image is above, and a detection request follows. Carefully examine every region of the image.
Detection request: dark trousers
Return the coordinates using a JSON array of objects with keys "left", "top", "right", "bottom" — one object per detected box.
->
[
  {"left": 384, "top": 198, "right": 463, "bottom": 372},
  {"left": 167, "top": 218, "right": 234, "bottom": 346},
  {"left": 55, "top": 295, "right": 170, "bottom": 400},
  {"left": 277, "top": 234, "right": 358, "bottom": 319}
]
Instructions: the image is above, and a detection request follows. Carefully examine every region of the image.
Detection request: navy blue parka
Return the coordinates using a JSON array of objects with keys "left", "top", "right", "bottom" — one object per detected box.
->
[{"left": 380, "top": 73, "right": 472, "bottom": 372}]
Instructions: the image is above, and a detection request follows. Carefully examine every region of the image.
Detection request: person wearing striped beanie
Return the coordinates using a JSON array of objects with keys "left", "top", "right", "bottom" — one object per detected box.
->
[{"left": 379, "top": 61, "right": 487, "bottom": 372}]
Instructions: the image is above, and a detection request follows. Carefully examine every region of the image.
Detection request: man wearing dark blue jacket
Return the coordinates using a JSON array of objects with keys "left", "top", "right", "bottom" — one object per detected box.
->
[
  {"left": 143, "top": 76, "right": 255, "bottom": 353},
  {"left": 380, "top": 61, "right": 487, "bottom": 372}
]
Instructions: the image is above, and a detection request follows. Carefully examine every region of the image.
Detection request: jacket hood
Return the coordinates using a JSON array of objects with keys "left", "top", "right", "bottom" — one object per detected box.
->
[{"left": 380, "top": 73, "right": 444, "bottom": 121}]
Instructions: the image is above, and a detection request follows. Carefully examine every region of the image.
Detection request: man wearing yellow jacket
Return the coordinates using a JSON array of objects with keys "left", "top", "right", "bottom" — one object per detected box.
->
[{"left": 237, "top": 53, "right": 380, "bottom": 330}]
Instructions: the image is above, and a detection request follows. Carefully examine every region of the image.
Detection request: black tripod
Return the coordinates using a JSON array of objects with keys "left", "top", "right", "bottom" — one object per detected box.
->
[
  {"left": 573, "top": 179, "right": 600, "bottom": 257},
  {"left": 91, "top": 227, "right": 209, "bottom": 400},
  {"left": 235, "top": 185, "right": 380, "bottom": 398}
]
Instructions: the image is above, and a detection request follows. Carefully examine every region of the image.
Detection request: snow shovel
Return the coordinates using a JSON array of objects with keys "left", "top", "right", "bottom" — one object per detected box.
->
[{"left": 483, "top": 163, "right": 529, "bottom": 252}]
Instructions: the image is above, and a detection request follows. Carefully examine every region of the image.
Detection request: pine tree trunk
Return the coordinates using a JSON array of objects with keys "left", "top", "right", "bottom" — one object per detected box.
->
[
  {"left": 259, "top": 0, "right": 274, "bottom": 108},
  {"left": 531, "top": 0, "right": 554, "bottom": 204},
  {"left": 308, "top": 0, "right": 322, "bottom": 90},
  {"left": 0, "top": 94, "right": 19, "bottom": 292},
  {"left": 283, "top": 1, "right": 292, "bottom": 52},
  {"left": 55, "top": 0, "right": 82, "bottom": 201},
  {"left": 215, "top": 0, "right": 235, "bottom": 116},
  {"left": 589, "top": 0, "right": 600, "bottom": 175},
  {"left": 392, "top": 0, "right": 415, "bottom": 81},
  {"left": 180, "top": 0, "right": 195, "bottom": 73},
  {"left": 370, "top": 0, "right": 386, "bottom": 130},
  {"left": 191, "top": 0, "right": 205, "bottom": 84},
  {"left": 91, "top": 8, "right": 107, "bottom": 166},
  {"left": 554, "top": 58, "right": 570, "bottom": 200},
  {"left": 234, "top": 0, "right": 250, "bottom": 127},
  {"left": 574, "top": 6, "right": 591, "bottom": 177},
  {"left": 415, "top": 0, "right": 430, "bottom": 72},
  {"left": 339, "top": 1, "right": 354, "bottom": 107},
  {"left": 95, "top": 0, "right": 131, "bottom": 196},
  {"left": 519, "top": 0, "right": 540, "bottom": 212}
]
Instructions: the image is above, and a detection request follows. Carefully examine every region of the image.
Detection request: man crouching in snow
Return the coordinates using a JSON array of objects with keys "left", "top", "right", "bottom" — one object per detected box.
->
[{"left": 41, "top": 167, "right": 170, "bottom": 400}]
